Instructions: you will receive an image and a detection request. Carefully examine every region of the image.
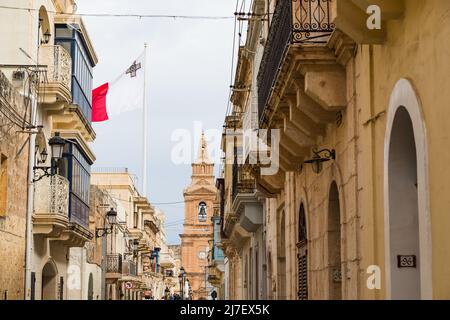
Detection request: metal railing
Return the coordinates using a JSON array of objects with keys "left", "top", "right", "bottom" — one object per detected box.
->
[
  {"left": 122, "top": 260, "right": 138, "bottom": 277},
  {"left": 232, "top": 149, "right": 239, "bottom": 203},
  {"left": 257, "top": 0, "right": 292, "bottom": 122},
  {"left": 257, "top": 0, "right": 334, "bottom": 124},
  {"left": 34, "top": 175, "right": 69, "bottom": 216},
  {"left": 292, "top": 0, "right": 334, "bottom": 43},
  {"left": 39, "top": 45, "right": 72, "bottom": 91},
  {"left": 106, "top": 254, "right": 122, "bottom": 274}
]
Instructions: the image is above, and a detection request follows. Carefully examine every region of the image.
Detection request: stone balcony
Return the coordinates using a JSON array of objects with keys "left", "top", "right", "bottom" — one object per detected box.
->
[
  {"left": 33, "top": 175, "right": 70, "bottom": 237},
  {"left": 159, "top": 252, "right": 175, "bottom": 268},
  {"left": 231, "top": 163, "right": 263, "bottom": 233},
  {"left": 38, "top": 45, "right": 72, "bottom": 110},
  {"left": 254, "top": 0, "right": 359, "bottom": 194},
  {"left": 127, "top": 227, "right": 144, "bottom": 240}
]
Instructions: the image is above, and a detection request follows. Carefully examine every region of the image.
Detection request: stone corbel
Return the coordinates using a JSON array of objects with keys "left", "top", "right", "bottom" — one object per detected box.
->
[
  {"left": 304, "top": 70, "right": 347, "bottom": 112},
  {"left": 291, "top": 80, "right": 336, "bottom": 124}
]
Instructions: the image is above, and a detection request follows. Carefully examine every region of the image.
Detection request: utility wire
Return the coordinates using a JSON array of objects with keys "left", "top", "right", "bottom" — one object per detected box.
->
[
  {"left": 225, "top": 0, "right": 240, "bottom": 118},
  {"left": 0, "top": 5, "right": 235, "bottom": 20}
]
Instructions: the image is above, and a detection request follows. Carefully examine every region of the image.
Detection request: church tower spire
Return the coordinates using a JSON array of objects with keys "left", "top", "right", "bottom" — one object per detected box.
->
[
  {"left": 191, "top": 132, "right": 214, "bottom": 184},
  {"left": 195, "top": 131, "right": 212, "bottom": 164}
]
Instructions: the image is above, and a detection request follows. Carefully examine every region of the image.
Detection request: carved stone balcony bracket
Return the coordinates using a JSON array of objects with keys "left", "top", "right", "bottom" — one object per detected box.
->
[
  {"left": 327, "top": 29, "right": 358, "bottom": 67},
  {"left": 232, "top": 192, "right": 263, "bottom": 233}
]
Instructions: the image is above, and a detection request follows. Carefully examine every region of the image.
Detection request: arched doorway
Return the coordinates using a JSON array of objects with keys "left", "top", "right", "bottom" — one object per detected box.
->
[
  {"left": 384, "top": 79, "right": 432, "bottom": 299},
  {"left": 387, "top": 106, "right": 420, "bottom": 299},
  {"left": 41, "top": 261, "right": 58, "bottom": 300},
  {"left": 277, "top": 211, "right": 287, "bottom": 300},
  {"left": 88, "top": 273, "right": 94, "bottom": 300},
  {"left": 297, "top": 203, "right": 308, "bottom": 300},
  {"left": 328, "top": 182, "right": 342, "bottom": 300}
]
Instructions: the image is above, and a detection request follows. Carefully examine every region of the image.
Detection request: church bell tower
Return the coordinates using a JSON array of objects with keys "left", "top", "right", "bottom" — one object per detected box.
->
[{"left": 180, "top": 132, "right": 216, "bottom": 300}]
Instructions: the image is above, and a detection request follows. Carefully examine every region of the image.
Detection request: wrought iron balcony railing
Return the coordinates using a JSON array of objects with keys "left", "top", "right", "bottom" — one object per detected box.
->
[
  {"left": 122, "top": 260, "right": 138, "bottom": 277},
  {"left": 257, "top": 0, "right": 334, "bottom": 123},
  {"left": 39, "top": 45, "right": 72, "bottom": 93},
  {"left": 34, "top": 174, "right": 70, "bottom": 217},
  {"left": 231, "top": 156, "right": 257, "bottom": 204},
  {"left": 292, "top": 0, "right": 335, "bottom": 43},
  {"left": 106, "top": 253, "right": 122, "bottom": 274}
]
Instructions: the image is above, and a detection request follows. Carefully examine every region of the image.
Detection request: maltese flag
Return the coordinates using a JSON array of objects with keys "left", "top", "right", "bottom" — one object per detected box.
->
[{"left": 92, "top": 52, "right": 145, "bottom": 122}]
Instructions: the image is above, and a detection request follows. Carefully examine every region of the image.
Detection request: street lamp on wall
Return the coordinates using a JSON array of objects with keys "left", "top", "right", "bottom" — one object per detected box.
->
[
  {"left": 33, "top": 132, "right": 66, "bottom": 182},
  {"left": 41, "top": 30, "right": 51, "bottom": 45},
  {"left": 304, "top": 149, "right": 336, "bottom": 174},
  {"left": 95, "top": 208, "right": 118, "bottom": 238}
]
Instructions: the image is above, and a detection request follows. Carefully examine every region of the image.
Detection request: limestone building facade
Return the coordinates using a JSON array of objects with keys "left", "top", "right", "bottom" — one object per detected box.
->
[
  {"left": 220, "top": 0, "right": 450, "bottom": 300},
  {"left": 0, "top": 0, "right": 98, "bottom": 300},
  {"left": 91, "top": 168, "right": 174, "bottom": 300},
  {"left": 0, "top": 70, "right": 31, "bottom": 300}
]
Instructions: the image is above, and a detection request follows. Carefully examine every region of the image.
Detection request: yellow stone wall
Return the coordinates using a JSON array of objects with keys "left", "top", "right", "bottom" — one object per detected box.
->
[{"left": 0, "top": 72, "right": 31, "bottom": 300}]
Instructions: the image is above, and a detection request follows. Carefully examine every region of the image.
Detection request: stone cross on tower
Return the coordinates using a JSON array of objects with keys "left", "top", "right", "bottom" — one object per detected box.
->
[{"left": 195, "top": 131, "right": 212, "bottom": 164}]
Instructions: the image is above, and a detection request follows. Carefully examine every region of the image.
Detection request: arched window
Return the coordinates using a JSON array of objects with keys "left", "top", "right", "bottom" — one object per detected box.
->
[{"left": 198, "top": 202, "right": 207, "bottom": 222}]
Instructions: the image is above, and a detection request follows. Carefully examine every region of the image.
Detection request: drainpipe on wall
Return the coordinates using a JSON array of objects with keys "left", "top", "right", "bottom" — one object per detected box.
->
[
  {"left": 24, "top": 7, "right": 40, "bottom": 299},
  {"left": 24, "top": 95, "right": 38, "bottom": 300}
]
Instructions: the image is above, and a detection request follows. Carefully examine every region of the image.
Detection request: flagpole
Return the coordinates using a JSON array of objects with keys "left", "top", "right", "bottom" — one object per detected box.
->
[{"left": 142, "top": 43, "right": 148, "bottom": 197}]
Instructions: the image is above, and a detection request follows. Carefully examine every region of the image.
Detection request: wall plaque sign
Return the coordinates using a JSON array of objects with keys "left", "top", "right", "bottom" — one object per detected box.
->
[{"left": 397, "top": 255, "right": 417, "bottom": 268}]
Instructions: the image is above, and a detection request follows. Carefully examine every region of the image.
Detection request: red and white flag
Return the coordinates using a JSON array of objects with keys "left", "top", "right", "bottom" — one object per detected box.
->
[{"left": 92, "top": 52, "right": 146, "bottom": 122}]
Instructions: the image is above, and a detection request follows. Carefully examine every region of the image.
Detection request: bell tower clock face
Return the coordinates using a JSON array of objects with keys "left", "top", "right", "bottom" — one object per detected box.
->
[{"left": 198, "top": 251, "right": 206, "bottom": 260}]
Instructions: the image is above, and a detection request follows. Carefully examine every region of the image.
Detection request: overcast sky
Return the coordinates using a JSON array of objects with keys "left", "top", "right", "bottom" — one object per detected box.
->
[{"left": 77, "top": 0, "right": 242, "bottom": 244}]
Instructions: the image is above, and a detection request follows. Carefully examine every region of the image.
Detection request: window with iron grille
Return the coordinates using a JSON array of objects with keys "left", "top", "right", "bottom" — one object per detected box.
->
[{"left": 297, "top": 203, "right": 308, "bottom": 300}]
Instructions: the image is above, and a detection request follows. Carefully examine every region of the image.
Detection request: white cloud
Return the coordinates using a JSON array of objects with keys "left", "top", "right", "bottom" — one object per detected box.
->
[{"left": 77, "top": 0, "right": 236, "bottom": 244}]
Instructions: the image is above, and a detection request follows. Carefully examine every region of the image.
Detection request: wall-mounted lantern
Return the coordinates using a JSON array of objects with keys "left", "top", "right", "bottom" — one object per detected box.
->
[
  {"left": 304, "top": 149, "right": 336, "bottom": 174},
  {"left": 33, "top": 132, "right": 66, "bottom": 182},
  {"left": 95, "top": 208, "right": 118, "bottom": 238},
  {"left": 41, "top": 30, "right": 51, "bottom": 45}
]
